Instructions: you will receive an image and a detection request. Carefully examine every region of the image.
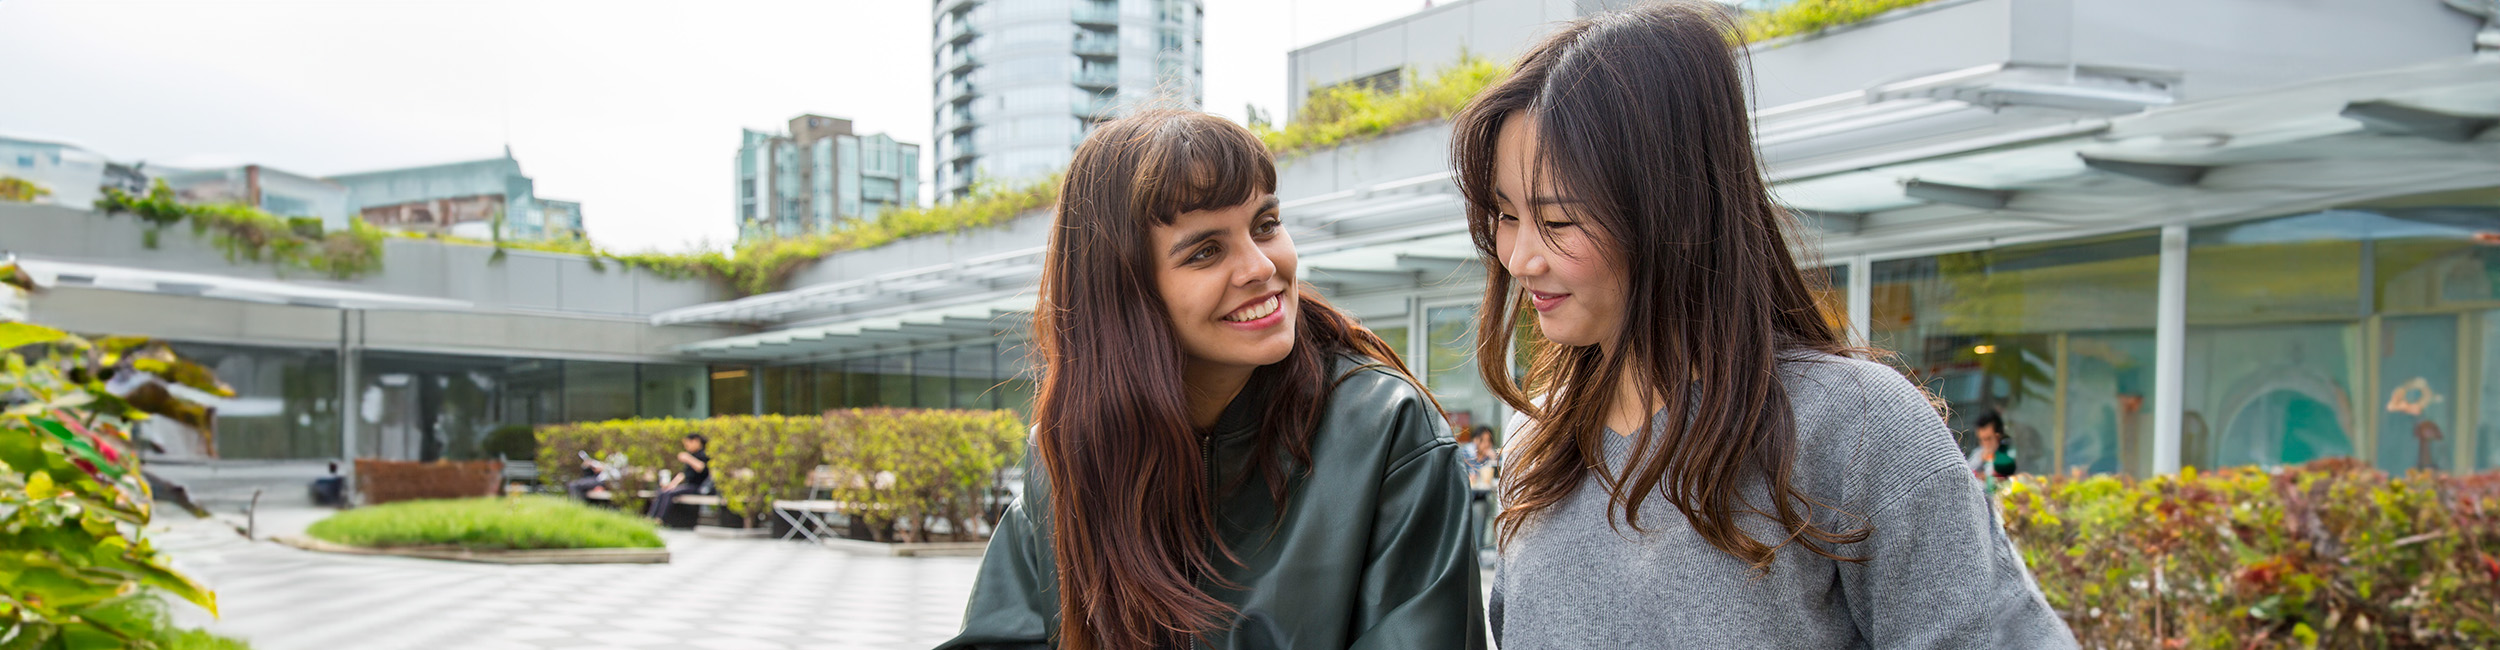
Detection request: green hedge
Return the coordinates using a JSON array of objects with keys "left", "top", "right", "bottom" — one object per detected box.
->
[
  {"left": 2002, "top": 460, "right": 2500, "bottom": 648},
  {"left": 535, "top": 410, "right": 1024, "bottom": 540},
  {"left": 823, "top": 408, "right": 1025, "bottom": 542}
]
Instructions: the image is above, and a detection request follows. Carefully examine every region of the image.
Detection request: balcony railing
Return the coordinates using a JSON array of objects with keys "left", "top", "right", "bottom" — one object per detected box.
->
[
  {"left": 1072, "top": 3, "right": 1119, "bottom": 27},
  {"left": 1074, "top": 96, "right": 1117, "bottom": 119},
  {"left": 944, "top": 22, "right": 978, "bottom": 46},
  {"left": 942, "top": 79, "right": 978, "bottom": 104},
  {"left": 944, "top": 53, "right": 979, "bottom": 77},
  {"left": 1073, "top": 68, "right": 1117, "bottom": 90},
  {"left": 1074, "top": 36, "right": 1118, "bottom": 58}
]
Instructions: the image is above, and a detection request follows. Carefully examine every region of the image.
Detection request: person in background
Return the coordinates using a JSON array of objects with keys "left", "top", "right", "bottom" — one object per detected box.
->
[
  {"left": 643, "top": 434, "right": 710, "bottom": 519},
  {"left": 1467, "top": 424, "right": 1501, "bottom": 551},
  {"left": 1967, "top": 411, "right": 2018, "bottom": 483}
]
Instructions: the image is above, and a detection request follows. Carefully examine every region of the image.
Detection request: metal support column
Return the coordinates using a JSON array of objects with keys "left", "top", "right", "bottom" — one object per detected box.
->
[
  {"left": 1848, "top": 255, "right": 1873, "bottom": 348},
  {"left": 2152, "top": 225, "right": 2188, "bottom": 475}
]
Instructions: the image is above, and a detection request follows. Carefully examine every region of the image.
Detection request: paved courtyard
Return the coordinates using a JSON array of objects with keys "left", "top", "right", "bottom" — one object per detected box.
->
[{"left": 152, "top": 463, "right": 981, "bottom": 650}]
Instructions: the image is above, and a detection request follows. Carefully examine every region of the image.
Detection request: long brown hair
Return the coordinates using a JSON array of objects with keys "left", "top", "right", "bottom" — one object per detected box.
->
[
  {"left": 1452, "top": 2, "right": 1869, "bottom": 568},
  {"left": 1032, "top": 109, "right": 1414, "bottom": 649}
]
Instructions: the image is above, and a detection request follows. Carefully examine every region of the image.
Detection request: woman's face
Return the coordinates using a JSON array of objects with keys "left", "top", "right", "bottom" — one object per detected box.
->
[
  {"left": 1490, "top": 114, "right": 1626, "bottom": 349},
  {"left": 1151, "top": 193, "right": 1298, "bottom": 375}
]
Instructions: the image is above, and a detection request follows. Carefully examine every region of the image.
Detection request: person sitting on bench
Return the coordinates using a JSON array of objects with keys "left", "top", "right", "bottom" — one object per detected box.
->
[
  {"left": 568, "top": 451, "right": 624, "bottom": 503},
  {"left": 644, "top": 434, "right": 712, "bottom": 519}
]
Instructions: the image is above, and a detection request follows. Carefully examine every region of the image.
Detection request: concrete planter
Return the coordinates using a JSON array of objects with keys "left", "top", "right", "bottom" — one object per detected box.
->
[{"left": 275, "top": 535, "right": 670, "bottom": 564}]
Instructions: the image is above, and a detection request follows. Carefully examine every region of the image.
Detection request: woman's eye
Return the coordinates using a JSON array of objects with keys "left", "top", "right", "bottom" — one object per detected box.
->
[
  {"left": 1253, "top": 218, "right": 1280, "bottom": 237},
  {"left": 1494, "top": 212, "right": 1519, "bottom": 223},
  {"left": 1543, "top": 220, "right": 1577, "bottom": 230},
  {"left": 1186, "top": 245, "right": 1216, "bottom": 264}
]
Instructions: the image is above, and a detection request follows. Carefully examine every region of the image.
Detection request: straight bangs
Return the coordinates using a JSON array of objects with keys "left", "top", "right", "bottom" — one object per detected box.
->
[{"left": 1126, "top": 111, "right": 1278, "bottom": 226}]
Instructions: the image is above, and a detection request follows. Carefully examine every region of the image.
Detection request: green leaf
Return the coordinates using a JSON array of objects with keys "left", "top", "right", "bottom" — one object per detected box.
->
[
  {"left": 0, "top": 323, "right": 68, "bottom": 351},
  {"left": 68, "top": 591, "right": 169, "bottom": 640}
]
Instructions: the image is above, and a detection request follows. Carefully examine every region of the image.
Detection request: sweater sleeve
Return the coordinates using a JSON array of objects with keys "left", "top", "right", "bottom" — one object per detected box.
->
[{"left": 1834, "top": 463, "right": 2076, "bottom": 649}]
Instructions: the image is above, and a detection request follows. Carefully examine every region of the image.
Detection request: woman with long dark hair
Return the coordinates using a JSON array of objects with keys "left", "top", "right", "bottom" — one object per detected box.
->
[
  {"left": 1453, "top": 3, "right": 2072, "bottom": 647},
  {"left": 938, "top": 109, "right": 1484, "bottom": 650}
]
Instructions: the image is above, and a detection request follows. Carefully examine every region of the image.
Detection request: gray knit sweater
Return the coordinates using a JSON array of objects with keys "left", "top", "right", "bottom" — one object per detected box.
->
[{"left": 1489, "top": 353, "right": 2076, "bottom": 649}]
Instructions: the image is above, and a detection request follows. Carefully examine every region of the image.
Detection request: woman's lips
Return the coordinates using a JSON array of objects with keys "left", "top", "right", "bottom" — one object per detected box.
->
[{"left": 1528, "top": 289, "right": 1570, "bottom": 312}]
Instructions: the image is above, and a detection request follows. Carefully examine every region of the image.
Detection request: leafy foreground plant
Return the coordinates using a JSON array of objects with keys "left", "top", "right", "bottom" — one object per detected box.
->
[
  {"left": 2002, "top": 459, "right": 2500, "bottom": 648},
  {"left": 1, "top": 258, "right": 251, "bottom": 649},
  {"left": 304, "top": 495, "right": 662, "bottom": 551}
]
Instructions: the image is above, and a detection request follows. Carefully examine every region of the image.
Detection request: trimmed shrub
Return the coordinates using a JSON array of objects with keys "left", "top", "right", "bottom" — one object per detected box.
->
[
  {"left": 822, "top": 408, "right": 1025, "bottom": 542},
  {"left": 479, "top": 423, "right": 537, "bottom": 461},
  {"left": 2001, "top": 460, "right": 2500, "bottom": 648},
  {"left": 533, "top": 418, "right": 699, "bottom": 515},
  {"left": 305, "top": 495, "right": 662, "bottom": 550},
  {"left": 704, "top": 416, "right": 830, "bottom": 522},
  {"left": 534, "top": 410, "right": 1026, "bottom": 541}
]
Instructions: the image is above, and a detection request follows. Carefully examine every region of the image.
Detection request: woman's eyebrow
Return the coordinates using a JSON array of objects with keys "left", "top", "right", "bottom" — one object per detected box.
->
[
  {"left": 1166, "top": 228, "right": 1224, "bottom": 257},
  {"left": 1494, "top": 188, "right": 1580, "bottom": 207}
]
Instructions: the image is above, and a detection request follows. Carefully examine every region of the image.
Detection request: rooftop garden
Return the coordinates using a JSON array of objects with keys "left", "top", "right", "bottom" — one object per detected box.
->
[
  {"left": 71, "top": 176, "right": 1058, "bottom": 297},
  {"left": 1254, "top": 0, "right": 1947, "bottom": 157}
]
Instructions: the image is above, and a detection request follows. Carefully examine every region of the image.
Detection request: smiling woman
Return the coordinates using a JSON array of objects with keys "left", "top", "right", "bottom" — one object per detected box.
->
[{"left": 939, "top": 109, "right": 1486, "bottom": 650}]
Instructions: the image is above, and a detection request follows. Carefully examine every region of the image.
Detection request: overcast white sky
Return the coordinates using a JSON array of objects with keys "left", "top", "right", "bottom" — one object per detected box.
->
[{"left": 0, "top": 0, "right": 1439, "bottom": 251}]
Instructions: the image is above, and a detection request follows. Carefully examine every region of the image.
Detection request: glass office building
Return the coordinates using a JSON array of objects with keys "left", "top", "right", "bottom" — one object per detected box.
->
[{"left": 932, "top": 0, "right": 1203, "bottom": 201}]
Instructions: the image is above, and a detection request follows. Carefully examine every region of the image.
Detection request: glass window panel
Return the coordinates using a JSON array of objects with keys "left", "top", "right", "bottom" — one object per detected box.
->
[
  {"left": 1427, "top": 304, "right": 1499, "bottom": 439},
  {"left": 876, "top": 354, "right": 913, "bottom": 406},
  {"left": 709, "top": 365, "right": 754, "bottom": 417},
  {"left": 1814, "top": 264, "right": 1849, "bottom": 334},
  {"left": 2187, "top": 322, "right": 2361, "bottom": 470},
  {"left": 1872, "top": 231, "right": 2160, "bottom": 476},
  {"left": 2378, "top": 315, "right": 2460, "bottom": 471},
  {"left": 565, "top": 361, "right": 637, "bottom": 423},
  {"left": 1370, "top": 325, "right": 1411, "bottom": 374},
  {"left": 760, "top": 365, "right": 813, "bottom": 415},
  {"left": 915, "top": 348, "right": 955, "bottom": 409},
  {"left": 161, "top": 342, "right": 340, "bottom": 461},
  {"left": 998, "top": 340, "right": 1036, "bottom": 416},
  {"left": 2481, "top": 312, "right": 2500, "bottom": 472},
  {"left": 638, "top": 364, "right": 708, "bottom": 418},
  {"left": 811, "top": 363, "right": 845, "bottom": 413},
  {"left": 956, "top": 344, "right": 999, "bottom": 409}
]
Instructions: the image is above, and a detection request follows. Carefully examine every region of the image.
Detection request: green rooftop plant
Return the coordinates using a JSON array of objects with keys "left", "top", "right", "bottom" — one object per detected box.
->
[
  {"left": 77, "top": 171, "right": 1055, "bottom": 296},
  {"left": 0, "top": 176, "right": 52, "bottom": 203},
  {"left": 1256, "top": 56, "right": 1507, "bottom": 158},
  {"left": 2, "top": 259, "right": 239, "bottom": 649},
  {"left": 1741, "top": 0, "right": 1944, "bottom": 42},
  {"left": 93, "top": 180, "right": 384, "bottom": 280},
  {"left": 1251, "top": 0, "right": 1946, "bottom": 159},
  {"left": 604, "top": 176, "right": 1058, "bottom": 296},
  {"left": 303, "top": 495, "right": 664, "bottom": 551}
]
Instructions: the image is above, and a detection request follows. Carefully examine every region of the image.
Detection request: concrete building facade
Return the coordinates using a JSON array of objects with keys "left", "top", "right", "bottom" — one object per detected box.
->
[
  {"left": 736, "top": 114, "right": 922, "bottom": 241},
  {"left": 327, "top": 151, "right": 581, "bottom": 242}
]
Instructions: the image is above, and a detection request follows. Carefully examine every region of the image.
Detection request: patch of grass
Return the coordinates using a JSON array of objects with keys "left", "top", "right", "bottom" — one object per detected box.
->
[{"left": 305, "top": 495, "right": 663, "bottom": 550}]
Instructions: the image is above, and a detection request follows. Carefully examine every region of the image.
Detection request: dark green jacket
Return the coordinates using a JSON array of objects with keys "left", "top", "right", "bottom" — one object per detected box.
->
[{"left": 937, "top": 358, "right": 1487, "bottom": 650}]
